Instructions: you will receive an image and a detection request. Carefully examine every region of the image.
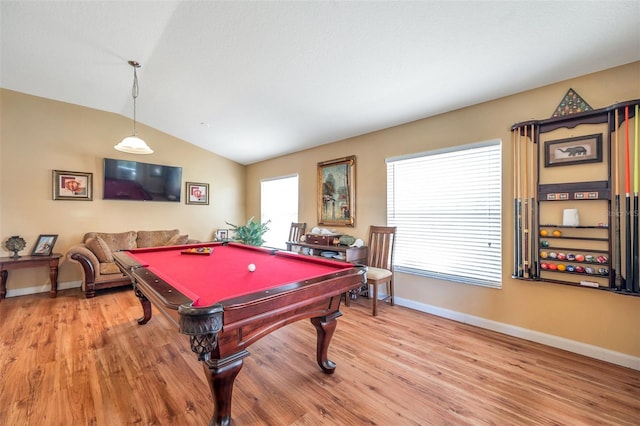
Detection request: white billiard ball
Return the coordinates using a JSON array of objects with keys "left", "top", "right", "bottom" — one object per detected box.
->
[{"left": 248, "top": 263, "right": 256, "bottom": 272}]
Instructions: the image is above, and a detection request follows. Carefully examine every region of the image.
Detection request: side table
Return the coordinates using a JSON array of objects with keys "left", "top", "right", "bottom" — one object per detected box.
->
[{"left": 0, "top": 253, "right": 62, "bottom": 301}]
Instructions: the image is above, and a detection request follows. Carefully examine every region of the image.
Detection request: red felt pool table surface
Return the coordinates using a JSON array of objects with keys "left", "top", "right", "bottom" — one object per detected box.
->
[{"left": 126, "top": 243, "right": 353, "bottom": 307}]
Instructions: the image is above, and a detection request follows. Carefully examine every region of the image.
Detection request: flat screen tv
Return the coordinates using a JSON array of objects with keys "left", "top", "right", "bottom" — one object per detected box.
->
[{"left": 103, "top": 158, "right": 182, "bottom": 202}]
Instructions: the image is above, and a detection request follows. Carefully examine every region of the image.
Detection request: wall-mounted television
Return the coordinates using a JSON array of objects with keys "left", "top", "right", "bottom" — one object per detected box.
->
[{"left": 103, "top": 158, "right": 182, "bottom": 202}]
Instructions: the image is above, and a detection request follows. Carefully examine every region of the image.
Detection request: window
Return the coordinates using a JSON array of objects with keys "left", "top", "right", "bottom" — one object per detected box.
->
[
  {"left": 261, "top": 174, "right": 299, "bottom": 249},
  {"left": 387, "top": 140, "right": 502, "bottom": 287}
]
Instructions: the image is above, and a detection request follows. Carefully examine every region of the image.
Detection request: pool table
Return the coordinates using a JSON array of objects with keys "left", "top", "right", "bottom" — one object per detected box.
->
[{"left": 113, "top": 242, "right": 366, "bottom": 426}]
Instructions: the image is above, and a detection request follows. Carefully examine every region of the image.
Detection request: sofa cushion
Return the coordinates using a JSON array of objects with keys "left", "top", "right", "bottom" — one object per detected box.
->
[
  {"left": 165, "top": 234, "right": 189, "bottom": 246},
  {"left": 99, "top": 262, "right": 122, "bottom": 275},
  {"left": 85, "top": 236, "right": 114, "bottom": 263},
  {"left": 85, "top": 231, "right": 137, "bottom": 251},
  {"left": 137, "top": 229, "right": 179, "bottom": 248}
]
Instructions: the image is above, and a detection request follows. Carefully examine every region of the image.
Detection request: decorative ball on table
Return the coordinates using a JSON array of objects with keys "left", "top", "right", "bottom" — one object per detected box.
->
[{"left": 248, "top": 263, "right": 256, "bottom": 272}]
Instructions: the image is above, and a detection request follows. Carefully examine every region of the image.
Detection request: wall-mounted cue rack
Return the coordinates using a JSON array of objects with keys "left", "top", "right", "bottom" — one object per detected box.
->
[{"left": 512, "top": 98, "right": 640, "bottom": 297}]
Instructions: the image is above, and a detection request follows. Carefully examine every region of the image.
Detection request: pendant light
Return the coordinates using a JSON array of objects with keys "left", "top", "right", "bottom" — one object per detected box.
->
[{"left": 114, "top": 60, "right": 153, "bottom": 154}]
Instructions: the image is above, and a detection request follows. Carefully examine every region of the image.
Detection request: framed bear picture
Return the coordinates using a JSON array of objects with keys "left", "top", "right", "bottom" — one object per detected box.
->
[{"left": 544, "top": 134, "right": 602, "bottom": 167}]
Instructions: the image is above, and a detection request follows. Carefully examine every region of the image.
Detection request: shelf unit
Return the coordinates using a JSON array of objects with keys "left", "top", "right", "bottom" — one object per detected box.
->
[
  {"left": 537, "top": 222, "right": 611, "bottom": 288},
  {"left": 512, "top": 98, "right": 640, "bottom": 296}
]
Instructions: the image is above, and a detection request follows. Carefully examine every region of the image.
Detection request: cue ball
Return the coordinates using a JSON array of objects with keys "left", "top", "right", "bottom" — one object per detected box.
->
[{"left": 248, "top": 263, "right": 256, "bottom": 272}]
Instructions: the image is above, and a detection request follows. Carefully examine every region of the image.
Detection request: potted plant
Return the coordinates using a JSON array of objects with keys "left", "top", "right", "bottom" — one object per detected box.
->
[{"left": 226, "top": 217, "right": 270, "bottom": 246}]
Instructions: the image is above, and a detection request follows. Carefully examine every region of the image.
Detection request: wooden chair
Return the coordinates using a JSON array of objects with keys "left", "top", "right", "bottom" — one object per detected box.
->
[
  {"left": 286, "top": 222, "right": 307, "bottom": 249},
  {"left": 366, "top": 225, "right": 397, "bottom": 316}
]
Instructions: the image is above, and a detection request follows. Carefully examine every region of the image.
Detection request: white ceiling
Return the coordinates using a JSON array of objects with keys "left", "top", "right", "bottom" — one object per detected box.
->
[{"left": 2, "top": 1, "right": 639, "bottom": 165}]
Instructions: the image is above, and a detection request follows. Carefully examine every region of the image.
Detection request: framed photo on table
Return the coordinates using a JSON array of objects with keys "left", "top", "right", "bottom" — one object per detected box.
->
[
  {"left": 186, "top": 182, "right": 209, "bottom": 205},
  {"left": 53, "top": 170, "right": 92, "bottom": 201},
  {"left": 317, "top": 155, "right": 356, "bottom": 227},
  {"left": 32, "top": 234, "right": 58, "bottom": 256},
  {"left": 544, "top": 133, "right": 602, "bottom": 167},
  {"left": 216, "top": 229, "right": 229, "bottom": 241}
]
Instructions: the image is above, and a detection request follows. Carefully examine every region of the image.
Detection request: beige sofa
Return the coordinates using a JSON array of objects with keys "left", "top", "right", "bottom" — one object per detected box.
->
[{"left": 66, "top": 229, "right": 198, "bottom": 298}]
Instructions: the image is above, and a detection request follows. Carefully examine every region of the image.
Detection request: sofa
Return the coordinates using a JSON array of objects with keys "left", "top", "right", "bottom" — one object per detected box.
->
[{"left": 66, "top": 229, "right": 198, "bottom": 298}]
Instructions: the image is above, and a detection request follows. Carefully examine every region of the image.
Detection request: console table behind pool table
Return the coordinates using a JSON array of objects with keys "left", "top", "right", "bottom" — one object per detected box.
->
[
  {"left": 114, "top": 242, "right": 367, "bottom": 426},
  {"left": 0, "top": 253, "right": 62, "bottom": 301}
]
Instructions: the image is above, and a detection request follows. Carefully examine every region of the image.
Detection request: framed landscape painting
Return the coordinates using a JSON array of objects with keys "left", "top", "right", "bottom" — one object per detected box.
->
[{"left": 317, "top": 156, "right": 356, "bottom": 227}]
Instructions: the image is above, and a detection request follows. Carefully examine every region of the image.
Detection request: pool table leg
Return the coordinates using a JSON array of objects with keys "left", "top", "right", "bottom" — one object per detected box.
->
[
  {"left": 203, "top": 350, "right": 249, "bottom": 426},
  {"left": 133, "top": 287, "right": 153, "bottom": 324},
  {"left": 310, "top": 310, "right": 342, "bottom": 374}
]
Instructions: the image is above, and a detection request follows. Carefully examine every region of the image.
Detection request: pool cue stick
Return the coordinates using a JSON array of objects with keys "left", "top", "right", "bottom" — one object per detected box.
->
[
  {"left": 516, "top": 127, "right": 525, "bottom": 277},
  {"left": 624, "top": 106, "right": 633, "bottom": 292},
  {"left": 633, "top": 104, "right": 639, "bottom": 293},
  {"left": 613, "top": 108, "right": 623, "bottom": 290},
  {"left": 513, "top": 128, "right": 522, "bottom": 277},
  {"left": 522, "top": 125, "right": 530, "bottom": 278},
  {"left": 529, "top": 124, "right": 537, "bottom": 278}
]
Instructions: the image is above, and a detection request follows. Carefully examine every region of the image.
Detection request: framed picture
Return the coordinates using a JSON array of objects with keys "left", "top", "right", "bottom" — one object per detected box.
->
[
  {"left": 216, "top": 229, "right": 229, "bottom": 241},
  {"left": 186, "top": 182, "right": 209, "bottom": 205},
  {"left": 53, "top": 170, "right": 93, "bottom": 200},
  {"left": 544, "top": 133, "right": 603, "bottom": 167},
  {"left": 31, "top": 234, "right": 58, "bottom": 256},
  {"left": 317, "top": 155, "right": 356, "bottom": 227}
]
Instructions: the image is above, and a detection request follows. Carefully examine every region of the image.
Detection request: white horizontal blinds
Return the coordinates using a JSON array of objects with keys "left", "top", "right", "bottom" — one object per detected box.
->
[{"left": 387, "top": 140, "right": 502, "bottom": 287}]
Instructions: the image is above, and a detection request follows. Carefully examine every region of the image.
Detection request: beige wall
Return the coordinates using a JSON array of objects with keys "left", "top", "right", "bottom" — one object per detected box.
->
[
  {"left": 0, "top": 89, "right": 245, "bottom": 290},
  {"left": 246, "top": 62, "right": 640, "bottom": 357}
]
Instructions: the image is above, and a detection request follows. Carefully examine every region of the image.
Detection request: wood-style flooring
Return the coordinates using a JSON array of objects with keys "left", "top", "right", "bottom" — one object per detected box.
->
[{"left": 0, "top": 287, "right": 638, "bottom": 425}]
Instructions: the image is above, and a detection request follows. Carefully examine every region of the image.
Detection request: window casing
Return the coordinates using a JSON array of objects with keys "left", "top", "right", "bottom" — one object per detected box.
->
[{"left": 386, "top": 140, "right": 502, "bottom": 288}]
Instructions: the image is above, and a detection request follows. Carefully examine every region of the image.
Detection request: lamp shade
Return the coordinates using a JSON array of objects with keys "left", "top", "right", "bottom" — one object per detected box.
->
[{"left": 114, "top": 135, "right": 154, "bottom": 154}]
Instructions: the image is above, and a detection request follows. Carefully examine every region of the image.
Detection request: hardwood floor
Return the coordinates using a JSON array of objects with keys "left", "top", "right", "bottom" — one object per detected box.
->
[{"left": 1, "top": 287, "right": 638, "bottom": 425}]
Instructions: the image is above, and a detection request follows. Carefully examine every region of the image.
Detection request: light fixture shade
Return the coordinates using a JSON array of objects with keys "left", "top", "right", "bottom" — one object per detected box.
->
[
  {"left": 114, "top": 136, "right": 154, "bottom": 154},
  {"left": 116, "top": 60, "right": 153, "bottom": 154}
]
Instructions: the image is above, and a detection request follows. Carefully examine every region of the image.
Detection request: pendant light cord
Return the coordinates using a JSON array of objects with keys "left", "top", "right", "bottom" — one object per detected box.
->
[{"left": 132, "top": 66, "right": 139, "bottom": 136}]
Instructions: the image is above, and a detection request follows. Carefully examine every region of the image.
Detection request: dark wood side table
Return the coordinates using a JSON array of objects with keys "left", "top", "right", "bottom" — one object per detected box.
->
[{"left": 0, "top": 253, "right": 62, "bottom": 301}]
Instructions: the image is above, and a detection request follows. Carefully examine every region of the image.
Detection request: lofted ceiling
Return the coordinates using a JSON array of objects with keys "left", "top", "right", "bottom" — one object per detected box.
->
[{"left": 1, "top": 1, "right": 639, "bottom": 165}]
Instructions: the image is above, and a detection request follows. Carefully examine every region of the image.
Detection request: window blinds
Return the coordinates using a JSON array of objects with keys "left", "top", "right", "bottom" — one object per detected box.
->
[{"left": 386, "top": 140, "right": 502, "bottom": 287}]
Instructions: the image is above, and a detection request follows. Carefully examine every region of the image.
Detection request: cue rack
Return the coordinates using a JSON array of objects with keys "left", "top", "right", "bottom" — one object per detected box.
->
[{"left": 511, "top": 92, "right": 640, "bottom": 297}]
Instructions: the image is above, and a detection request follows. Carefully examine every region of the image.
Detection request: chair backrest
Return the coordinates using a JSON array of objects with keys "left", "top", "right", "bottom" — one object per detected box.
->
[
  {"left": 288, "top": 222, "right": 307, "bottom": 243},
  {"left": 367, "top": 226, "right": 396, "bottom": 270}
]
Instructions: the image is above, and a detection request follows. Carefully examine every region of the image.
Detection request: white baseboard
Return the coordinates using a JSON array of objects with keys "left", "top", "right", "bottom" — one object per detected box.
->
[
  {"left": 395, "top": 296, "right": 640, "bottom": 372},
  {"left": 4, "top": 280, "right": 82, "bottom": 299}
]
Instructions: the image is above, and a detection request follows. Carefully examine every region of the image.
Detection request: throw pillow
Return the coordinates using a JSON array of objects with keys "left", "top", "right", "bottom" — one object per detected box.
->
[
  {"left": 86, "top": 236, "right": 114, "bottom": 263},
  {"left": 138, "top": 229, "right": 179, "bottom": 248},
  {"left": 165, "top": 234, "right": 189, "bottom": 246}
]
